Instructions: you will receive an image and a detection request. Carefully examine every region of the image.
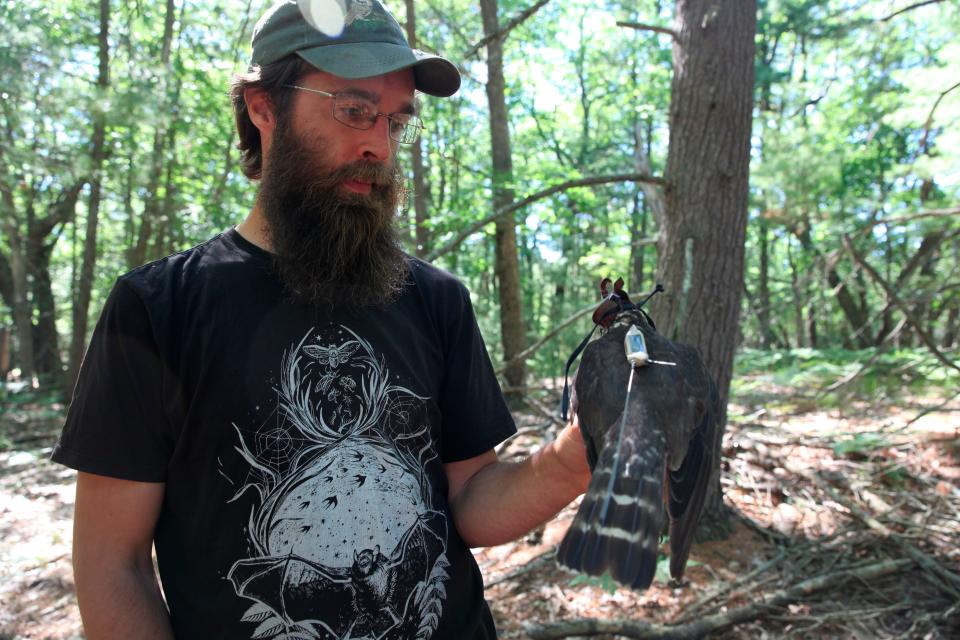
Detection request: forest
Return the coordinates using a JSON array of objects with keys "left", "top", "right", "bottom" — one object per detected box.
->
[{"left": 1, "top": 0, "right": 958, "bottom": 638}]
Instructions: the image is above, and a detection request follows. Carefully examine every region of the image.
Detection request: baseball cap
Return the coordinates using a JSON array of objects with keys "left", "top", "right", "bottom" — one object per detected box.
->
[{"left": 251, "top": 0, "right": 461, "bottom": 97}]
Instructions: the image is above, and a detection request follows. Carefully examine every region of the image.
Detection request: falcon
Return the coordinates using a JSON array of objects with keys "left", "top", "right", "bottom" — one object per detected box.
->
[{"left": 557, "top": 279, "right": 718, "bottom": 590}]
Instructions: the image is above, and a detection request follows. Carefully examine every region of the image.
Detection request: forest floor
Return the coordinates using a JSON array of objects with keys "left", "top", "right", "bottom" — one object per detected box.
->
[{"left": 1, "top": 352, "right": 958, "bottom": 639}]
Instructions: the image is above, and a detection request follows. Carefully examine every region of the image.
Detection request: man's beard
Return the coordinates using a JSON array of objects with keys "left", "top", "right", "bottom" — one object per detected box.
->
[{"left": 257, "top": 121, "right": 409, "bottom": 310}]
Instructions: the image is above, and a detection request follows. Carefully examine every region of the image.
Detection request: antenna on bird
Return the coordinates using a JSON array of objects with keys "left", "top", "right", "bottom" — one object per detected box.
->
[{"left": 636, "top": 283, "right": 665, "bottom": 309}]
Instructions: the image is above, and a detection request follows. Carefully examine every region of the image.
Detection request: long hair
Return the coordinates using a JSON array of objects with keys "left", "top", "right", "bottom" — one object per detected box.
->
[{"left": 230, "top": 56, "right": 310, "bottom": 180}]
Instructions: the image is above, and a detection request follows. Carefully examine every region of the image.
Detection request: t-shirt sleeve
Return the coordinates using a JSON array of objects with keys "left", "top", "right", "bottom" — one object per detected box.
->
[
  {"left": 51, "top": 279, "right": 173, "bottom": 482},
  {"left": 438, "top": 282, "right": 517, "bottom": 462}
]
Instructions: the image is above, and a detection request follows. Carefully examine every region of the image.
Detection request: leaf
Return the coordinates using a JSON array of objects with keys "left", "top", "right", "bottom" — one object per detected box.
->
[
  {"left": 251, "top": 617, "right": 284, "bottom": 639},
  {"left": 241, "top": 602, "right": 275, "bottom": 623}
]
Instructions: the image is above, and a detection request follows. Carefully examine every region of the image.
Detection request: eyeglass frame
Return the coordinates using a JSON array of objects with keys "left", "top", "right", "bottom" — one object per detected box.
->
[{"left": 283, "top": 84, "right": 424, "bottom": 145}]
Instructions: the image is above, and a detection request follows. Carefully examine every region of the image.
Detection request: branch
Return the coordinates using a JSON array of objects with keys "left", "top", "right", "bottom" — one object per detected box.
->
[
  {"left": 425, "top": 172, "right": 664, "bottom": 261},
  {"left": 616, "top": 21, "right": 677, "bottom": 40},
  {"left": 919, "top": 80, "right": 960, "bottom": 152},
  {"left": 494, "top": 301, "right": 596, "bottom": 374},
  {"left": 861, "top": 207, "right": 960, "bottom": 233},
  {"left": 463, "top": 0, "right": 552, "bottom": 58},
  {"left": 881, "top": 0, "right": 946, "bottom": 22},
  {"left": 816, "top": 475, "right": 960, "bottom": 599},
  {"left": 526, "top": 559, "right": 911, "bottom": 639},
  {"left": 841, "top": 234, "right": 960, "bottom": 376}
]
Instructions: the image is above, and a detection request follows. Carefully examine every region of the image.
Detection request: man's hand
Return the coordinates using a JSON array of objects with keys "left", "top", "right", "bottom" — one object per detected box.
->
[
  {"left": 73, "top": 472, "right": 174, "bottom": 639},
  {"left": 443, "top": 417, "right": 592, "bottom": 548}
]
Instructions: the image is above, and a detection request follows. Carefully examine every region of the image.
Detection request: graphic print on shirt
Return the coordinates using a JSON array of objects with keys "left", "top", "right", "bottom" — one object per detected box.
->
[{"left": 223, "top": 326, "right": 450, "bottom": 640}]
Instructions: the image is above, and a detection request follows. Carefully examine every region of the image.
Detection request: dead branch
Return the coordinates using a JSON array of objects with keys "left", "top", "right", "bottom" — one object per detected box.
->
[
  {"left": 485, "top": 547, "right": 556, "bottom": 588},
  {"left": 900, "top": 388, "right": 960, "bottom": 429},
  {"left": 495, "top": 302, "right": 595, "bottom": 375},
  {"left": 815, "top": 475, "right": 960, "bottom": 600},
  {"left": 525, "top": 559, "right": 911, "bottom": 639},
  {"left": 463, "top": 0, "right": 552, "bottom": 58},
  {"left": 616, "top": 21, "right": 677, "bottom": 40},
  {"left": 842, "top": 234, "right": 960, "bottom": 376},
  {"left": 522, "top": 393, "right": 566, "bottom": 428},
  {"left": 425, "top": 172, "right": 665, "bottom": 261}
]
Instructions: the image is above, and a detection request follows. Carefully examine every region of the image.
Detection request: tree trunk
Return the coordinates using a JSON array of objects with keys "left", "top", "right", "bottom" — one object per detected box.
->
[
  {"left": 480, "top": 0, "right": 526, "bottom": 392},
  {"left": 127, "top": 0, "right": 176, "bottom": 269},
  {"left": 650, "top": 0, "right": 756, "bottom": 537},
  {"left": 404, "top": 0, "right": 430, "bottom": 257},
  {"left": 27, "top": 234, "right": 63, "bottom": 386},
  {"left": 757, "top": 219, "right": 774, "bottom": 348},
  {"left": 66, "top": 0, "right": 111, "bottom": 395},
  {"left": 1, "top": 200, "right": 35, "bottom": 383}
]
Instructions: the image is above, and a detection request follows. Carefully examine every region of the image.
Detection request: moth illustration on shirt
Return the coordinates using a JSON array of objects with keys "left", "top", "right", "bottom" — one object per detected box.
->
[{"left": 224, "top": 327, "right": 450, "bottom": 640}]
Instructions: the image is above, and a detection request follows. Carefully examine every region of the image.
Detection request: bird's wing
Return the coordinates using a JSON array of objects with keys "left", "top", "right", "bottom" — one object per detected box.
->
[{"left": 668, "top": 375, "right": 718, "bottom": 580}]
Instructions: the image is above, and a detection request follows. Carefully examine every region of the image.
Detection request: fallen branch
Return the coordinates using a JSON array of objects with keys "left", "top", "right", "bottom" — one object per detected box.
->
[
  {"left": 426, "top": 172, "right": 664, "bottom": 261},
  {"left": 525, "top": 559, "right": 911, "bottom": 639},
  {"left": 485, "top": 547, "right": 556, "bottom": 588},
  {"left": 816, "top": 475, "right": 960, "bottom": 600}
]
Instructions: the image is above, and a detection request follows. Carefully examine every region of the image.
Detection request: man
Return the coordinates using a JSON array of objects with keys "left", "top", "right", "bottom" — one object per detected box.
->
[{"left": 52, "top": 1, "right": 590, "bottom": 639}]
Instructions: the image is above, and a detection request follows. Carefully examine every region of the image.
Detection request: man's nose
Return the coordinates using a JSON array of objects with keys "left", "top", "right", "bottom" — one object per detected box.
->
[{"left": 357, "top": 115, "right": 394, "bottom": 162}]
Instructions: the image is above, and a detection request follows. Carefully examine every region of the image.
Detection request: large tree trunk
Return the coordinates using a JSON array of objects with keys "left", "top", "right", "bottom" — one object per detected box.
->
[
  {"left": 650, "top": 0, "right": 756, "bottom": 537},
  {"left": 66, "top": 0, "right": 111, "bottom": 395},
  {"left": 480, "top": 0, "right": 526, "bottom": 392}
]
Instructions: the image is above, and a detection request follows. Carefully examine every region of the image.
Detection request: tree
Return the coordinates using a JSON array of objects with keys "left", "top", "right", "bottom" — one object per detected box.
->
[
  {"left": 66, "top": 0, "right": 112, "bottom": 394},
  {"left": 479, "top": 0, "right": 527, "bottom": 392},
  {"left": 649, "top": 0, "right": 757, "bottom": 534}
]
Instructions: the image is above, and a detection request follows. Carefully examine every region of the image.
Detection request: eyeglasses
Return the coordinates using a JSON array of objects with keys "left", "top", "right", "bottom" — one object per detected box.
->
[{"left": 285, "top": 84, "right": 424, "bottom": 145}]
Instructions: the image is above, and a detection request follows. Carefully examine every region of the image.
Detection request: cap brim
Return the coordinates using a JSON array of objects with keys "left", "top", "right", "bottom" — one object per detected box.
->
[{"left": 297, "top": 43, "right": 461, "bottom": 97}]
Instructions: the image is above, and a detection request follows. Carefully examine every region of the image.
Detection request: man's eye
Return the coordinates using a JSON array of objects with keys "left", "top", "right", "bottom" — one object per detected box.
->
[{"left": 337, "top": 101, "right": 374, "bottom": 121}]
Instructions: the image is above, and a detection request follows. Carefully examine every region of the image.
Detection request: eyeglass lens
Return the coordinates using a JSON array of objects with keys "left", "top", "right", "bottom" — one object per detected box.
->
[{"left": 333, "top": 94, "right": 422, "bottom": 144}]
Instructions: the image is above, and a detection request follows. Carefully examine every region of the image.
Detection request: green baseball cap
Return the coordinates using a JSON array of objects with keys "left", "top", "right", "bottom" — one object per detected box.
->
[{"left": 251, "top": 0, "right": 461, "bottom": 97}]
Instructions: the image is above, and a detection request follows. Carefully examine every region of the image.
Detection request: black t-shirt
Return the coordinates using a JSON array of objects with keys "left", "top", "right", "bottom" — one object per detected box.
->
[{"left": 53, "top": 228, "right": 516, "bottom": 640}]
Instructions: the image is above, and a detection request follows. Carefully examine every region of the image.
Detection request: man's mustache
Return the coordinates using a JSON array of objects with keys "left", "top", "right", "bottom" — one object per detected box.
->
[{"left": 276, "top": 159, "right": 397, "bottom": 192}]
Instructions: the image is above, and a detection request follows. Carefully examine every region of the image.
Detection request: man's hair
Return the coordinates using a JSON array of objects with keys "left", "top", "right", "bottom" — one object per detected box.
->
[{"left": 230, "top": 56, "right": 311, "bottom": 180}]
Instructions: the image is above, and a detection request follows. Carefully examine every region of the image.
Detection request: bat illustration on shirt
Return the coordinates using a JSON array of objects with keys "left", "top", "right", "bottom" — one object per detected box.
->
[{"left": 228, "top": 511, "right": 447, "bottom": 638}]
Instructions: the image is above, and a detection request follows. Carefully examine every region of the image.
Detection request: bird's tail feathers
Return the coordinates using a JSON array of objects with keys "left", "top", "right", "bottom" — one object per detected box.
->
[{"left": 557, "top": 421, "right": 666, "bottom": 590}]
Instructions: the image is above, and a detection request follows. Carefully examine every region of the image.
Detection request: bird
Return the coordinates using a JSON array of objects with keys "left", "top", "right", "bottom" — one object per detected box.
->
[{"left": 556, "top": 279, "right": 718, "bottom": 591}]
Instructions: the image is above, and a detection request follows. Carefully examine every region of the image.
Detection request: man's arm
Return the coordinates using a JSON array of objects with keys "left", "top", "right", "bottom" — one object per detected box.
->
[
  {"left": 444, "top": 420, "right": 592, "bottom": 548},
  {"left": 73, "top": 472, "right": 174, "bottom": 640}
]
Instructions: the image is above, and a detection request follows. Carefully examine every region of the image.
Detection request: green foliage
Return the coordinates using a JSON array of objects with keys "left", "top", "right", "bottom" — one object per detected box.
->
[
  {"left": 831, "top": 432, "right": 891, "bottom": 458},
  {"left": 568, "top": 570, "right": 619, "bottom": 594},
  {"left": 1, "top": 0, "right": 958, "bottom": 392},
  {"left": 733, "top": 348, "right": 960, "bottom": 402}
]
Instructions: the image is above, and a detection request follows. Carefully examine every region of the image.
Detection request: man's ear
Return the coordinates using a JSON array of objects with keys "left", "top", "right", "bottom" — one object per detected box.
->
[{"left": 244, "top": 86, "right": 276, "bottom": 134}]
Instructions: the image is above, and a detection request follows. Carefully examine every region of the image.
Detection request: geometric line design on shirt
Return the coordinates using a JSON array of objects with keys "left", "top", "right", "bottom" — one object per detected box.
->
[{"left": 224, "top": 326, "right": 449, "bottom": 640}]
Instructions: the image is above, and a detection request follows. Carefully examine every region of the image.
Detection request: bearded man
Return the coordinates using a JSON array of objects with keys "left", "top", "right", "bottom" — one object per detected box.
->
[{"left": 52, "top": 2, "right": 590, "bottom": 639}]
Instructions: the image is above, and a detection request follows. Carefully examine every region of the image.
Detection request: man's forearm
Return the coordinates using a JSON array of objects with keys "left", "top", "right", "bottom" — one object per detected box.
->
[
  {"left": 75, "top": 559, "right": 174, "bottom": 640},
  {"left": 449, "top": 429, "right": 592, "bottom": 547}
]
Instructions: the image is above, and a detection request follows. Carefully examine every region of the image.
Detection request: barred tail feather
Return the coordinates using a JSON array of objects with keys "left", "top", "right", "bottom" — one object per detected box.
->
[{"left": 557, "top": 421, "right": 666, "bottom": 590}]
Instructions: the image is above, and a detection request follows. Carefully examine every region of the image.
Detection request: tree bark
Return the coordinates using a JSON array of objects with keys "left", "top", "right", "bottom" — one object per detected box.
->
[
  {"left": 66, "top": 0, "right": 111, "bottom": 395},
  {"left": 480, "top": 0, "right": 526, "bottom": 392},
  {"left": 649, "top": 0, "right": 756, "bottom": 536},
  {"left": 404, "top": 0, "right": 430, "bottom": 257},
  {"left": 0, "top": 205, "right": 33, "bottom": 382}
]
